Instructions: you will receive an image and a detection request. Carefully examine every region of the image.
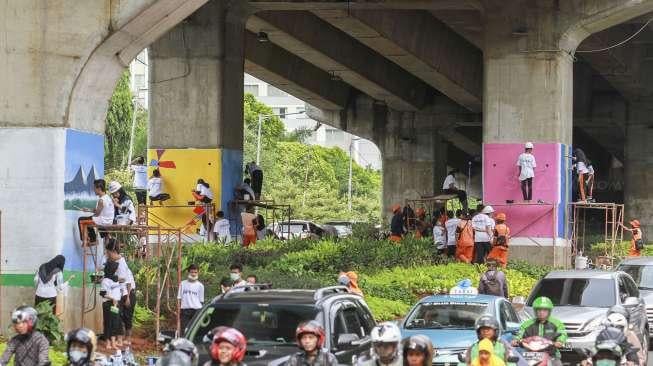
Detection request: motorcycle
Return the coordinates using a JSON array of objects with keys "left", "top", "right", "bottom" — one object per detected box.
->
[{"left": 518, "top": 336, "right": 555, "bottom": 366}]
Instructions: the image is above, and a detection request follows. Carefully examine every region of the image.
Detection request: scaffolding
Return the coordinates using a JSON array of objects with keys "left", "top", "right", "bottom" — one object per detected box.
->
[
  {"left": 80, "top": 223, "right": 183, "bottom": 343},
  {"left": 143, "top": 203, "right": 215, "bottom": 243},
  {"left": 568, "top": 202, "right": 624, "bottom": 268},
  {"left": 231, "top": 199, "right": 292, "bottom": 239},
  {"left": 404, "top": 194, "right": 458, "bottom": 229}
]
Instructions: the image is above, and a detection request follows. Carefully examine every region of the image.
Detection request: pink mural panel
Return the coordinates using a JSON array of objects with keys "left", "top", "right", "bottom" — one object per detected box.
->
[{"left": 483, "top": 143, "right": 561, "bottom": 238}]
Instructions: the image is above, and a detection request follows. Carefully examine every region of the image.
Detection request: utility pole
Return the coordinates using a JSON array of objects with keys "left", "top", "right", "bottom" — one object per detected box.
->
[
  {"left": 348, "top": 137, "right": 360, "bottom": 211},
  {"left": 256, "top": 114, "right": 264, "bottom": 165}
]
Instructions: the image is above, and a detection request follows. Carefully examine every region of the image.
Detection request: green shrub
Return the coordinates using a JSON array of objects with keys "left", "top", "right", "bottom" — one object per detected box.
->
[
  {"left": 34, "top": 301, "right": 64, "bottom": 345},
  {"left": 364, "top": 296, "right": 411, "bottom": 321},
  {"left": 506, "top": 260, "right": 553, "bottom": 279}
]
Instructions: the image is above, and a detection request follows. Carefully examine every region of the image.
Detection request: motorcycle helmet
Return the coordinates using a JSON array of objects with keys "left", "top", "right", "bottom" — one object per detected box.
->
[
  {"left": 475, "top": 315, "right": 500, "bottom": 340},
  {"left": 164, "top": 338, "right": 198, "bottom": 366},
  {"left": 158, "top": 351, "right": 192, "bottom": 366},
  {"left": 606, "top": 313, "right": 628, "bottom": 332},
  {"left": 66, "top": 328, "right": 97, "bottom": 366},
  {"left": 371, "top": 322, "right": 402, "bottom": 362},
  {"left": 402, "top": 335, "right": 434, "bottom": 366},
  {"left": 210, "top": 327, "right": 247, "bottom": 363},
  {"left": 532, "top": 296, "right": 554, "bottom": 310},
  {"left": 607, "top": 305, "right": 630, "bottom": 322},
  {"left": 596, "top": 326, "right": 627, "bottom": 347},
  {"left": 11, "top": 306, "right": 38, "bottom": 332},
  {"left": 295, "top": 320, "right": 326, "bottom": 350}
]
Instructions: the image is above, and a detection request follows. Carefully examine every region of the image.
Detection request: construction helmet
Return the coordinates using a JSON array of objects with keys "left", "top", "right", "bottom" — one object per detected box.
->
[
  {"left": 108, "top": 181, "right": 122, "bottom": 194},
  {"left": 11, "top": 306, "right": 38, "bottom": 332},
  {"left": 481, "top": 205, "right": 495, "bottom": 214},
  {"left": 391, "top": 204, "right": 401, "bottom": 213},
  {"left": 495, "top": 213, "right": 507, "bottom": 221},
  {"left": 630, "top": 220, "right": 641, "bottom": 228},
  {"left": 532, "top": 296, "right": 554, "bottom": 311},
  {"left": 295, "top": 320, "right": 326, "bottom": 350},
  {"left": 66, "top": 328, "right": 97, "bottom": 366},
  {"left": 210, "top": 327, "right": 247, "bottom": 363},
  {"left": 402, "top": 335, "right": 434, "bottom": 366},
  {"left": 525, "top": 142, "right": 534, "bottom": 149}
]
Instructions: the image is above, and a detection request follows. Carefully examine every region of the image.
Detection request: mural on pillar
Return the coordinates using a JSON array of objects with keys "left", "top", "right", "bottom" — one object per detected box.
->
[
  {"left": 63, "top": 129, "right": 105, "bottom": 271},
  {"left": 146, "top": 149, "right": 222, "bottom": 232},
  {"left": 483, "top": 143, "right": 571, "bottom": 241}
]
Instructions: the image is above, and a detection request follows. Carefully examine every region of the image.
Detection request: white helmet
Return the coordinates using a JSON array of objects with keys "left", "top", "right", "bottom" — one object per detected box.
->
[
  {"left": 525, "top": 142, "right": 534, "bottom": 149},
  {"left": 606, "top": 313, "right": 628, "bottom": 330},
  {"left": 371, "top": 322, "right": 402, "bottom": 362},
  {"left": 481, "top": 205, "right": 494, "bottom": 214},
  {"left": 108, "top": 181, "right": 122, "bottom": 194}
]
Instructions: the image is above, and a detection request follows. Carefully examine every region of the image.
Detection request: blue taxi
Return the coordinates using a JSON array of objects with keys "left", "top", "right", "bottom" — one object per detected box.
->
[{"left": 399, "top": 292, "right": 524, "bottom": 366}]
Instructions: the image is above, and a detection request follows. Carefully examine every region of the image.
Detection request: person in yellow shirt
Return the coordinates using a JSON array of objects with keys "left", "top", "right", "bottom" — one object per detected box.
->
[{"left": 471, "top": 339, "right": 506, "bottom": 366}]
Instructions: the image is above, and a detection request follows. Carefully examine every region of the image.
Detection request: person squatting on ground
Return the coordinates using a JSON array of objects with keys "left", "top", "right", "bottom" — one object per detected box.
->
[
  {"left": 178, "top": 264, "right": 205, "bottom": 332},
  {"left": 157, "top": 338, "right": 198, "bottom": 366},
  {"left": 0, "top": 306, "right": 50, "bottom": 366},
  {"left": 357, "top": 322, "right": 403, "bottom": 366},
  {"left": 100, "top": 261, "right": 123, "bottom": 350},
  {"left": 286, "top": 321, "right": 338, "bottom": 366},
  {"left": 34, "top": 254, "right": 65, "bottom": 311},
  {"left": 205, "top": 327, "right": 248, "bottom": 366},
  {"left": 487, "top": 213, "right": 510, "bottom": 267},
  {"left": 516, "top": 142, "right": 536, "bottom": 202},
  {"left": 77, "top": 179, "right": 114, "bottom": 246},
  {"left": 402, "top": 335, "right": 434, "bottom": 366}
]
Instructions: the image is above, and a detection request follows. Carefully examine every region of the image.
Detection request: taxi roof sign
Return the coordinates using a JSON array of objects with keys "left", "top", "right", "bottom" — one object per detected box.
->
[{"left": 449, "top": 285, "right": 479, "bottom": 295}]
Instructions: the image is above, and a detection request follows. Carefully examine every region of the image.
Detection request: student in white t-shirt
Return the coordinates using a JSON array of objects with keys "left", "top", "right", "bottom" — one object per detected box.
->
[
  {"left": 516, "top": 142, "right": 537, "bottom": 202},
  {"left": 433, "top": 221, "right": 446, "bottom": 254},
  {"left": 177, "top": 264, "right": 204, "bottom": 332},
  {"left": 100, "top": 261, "right": 123, "bottom": 350},
  {"left": 472, "top": 205, "right": 495, "bottom": 264},
  {"left": 77, "top": 179, "right": 115, "bottom": 246},
  {"left": 147, "top": 169, "right": 170, "bottom": 205},
  {"left": 442, "top": 169, "right": 469, "bottom": 213},
  {"left": 444, "top": 210, "right": 462, "bottom": 257},
  {"left": 34, "top": 255, "right": 66, "bottom": 311},
  {"left": 213, "top": 211, "right": 231, "bottom": 243},
  {"left": 104, "top": 239, "right": 137, "bottom": 345},
  {"left": 192, "top": 179, "right": 214, "bottom": 236},
  {"left": 129, "top": 156, "right": 148, "bottom": 206}
]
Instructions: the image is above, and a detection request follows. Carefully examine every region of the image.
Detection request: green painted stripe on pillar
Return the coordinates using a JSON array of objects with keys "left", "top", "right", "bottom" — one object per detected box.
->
[{"left": 1, "top": 271, "right": 85, "bottom": 288}]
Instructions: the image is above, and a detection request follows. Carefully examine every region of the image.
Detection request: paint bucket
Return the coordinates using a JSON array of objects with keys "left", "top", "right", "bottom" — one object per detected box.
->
[{"left": 575, "top": 255, "right": 588, "bottom": 269}]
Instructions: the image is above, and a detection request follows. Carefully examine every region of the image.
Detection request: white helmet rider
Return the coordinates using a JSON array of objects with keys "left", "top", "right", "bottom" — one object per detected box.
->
[
  {"left": 606, "top": 313, "right": 628, "bottom": 332},
  {"left": 369, "top": 322, "right": 402, "bottom": 365}
]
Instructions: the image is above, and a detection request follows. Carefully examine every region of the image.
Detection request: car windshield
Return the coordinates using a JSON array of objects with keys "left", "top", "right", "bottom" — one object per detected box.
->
[
  {"left": 187, "top": 303, "right": 318, "bottom": 345},
  {"left": 279, "top": 224, "right": 305, "bottom": 234},
  {"left": 404, "top": 302, "right": 489, "bottom": 329},
  {"left": 618, "top": 265, "right": 653, "bottom": 289},
  {"left": 528, "top": 278, "right": 615, "bottom": 307}
]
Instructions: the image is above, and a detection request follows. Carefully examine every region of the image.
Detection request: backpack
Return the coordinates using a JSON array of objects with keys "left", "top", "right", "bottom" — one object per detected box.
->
[
  {"left": 635, "top": 228, "right": 645, "bottom": 250},
  {"left": 482, "top": 271, "right": 503, "bottom": 296}
]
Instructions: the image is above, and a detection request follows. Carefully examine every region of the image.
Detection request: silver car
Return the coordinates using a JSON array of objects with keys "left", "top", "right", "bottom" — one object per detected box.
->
[
  {"left": 525, "top": 270, "right": 649, "bottom": 364},
  {"left": 617, "top": 257, "right": 653, "bottom": 336}
]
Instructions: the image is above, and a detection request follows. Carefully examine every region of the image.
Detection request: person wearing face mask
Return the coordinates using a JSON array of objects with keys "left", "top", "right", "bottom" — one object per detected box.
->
[
  {"left": 66, "top": 328, "right": 100, "bottom": 366},
  {"left": 205, "top": 327, "right": 248, "bottom": 366},
  {"left": 229, "top": 264, "right": 247, "bottom": 287},
  {"left": 177, "top": 264, "right": 205, "bottom": 332}
]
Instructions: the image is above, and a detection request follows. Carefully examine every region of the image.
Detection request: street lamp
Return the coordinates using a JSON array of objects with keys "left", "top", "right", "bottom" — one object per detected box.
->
[{"left": 256, "top": 110, "right": 307, "bottom": 165}]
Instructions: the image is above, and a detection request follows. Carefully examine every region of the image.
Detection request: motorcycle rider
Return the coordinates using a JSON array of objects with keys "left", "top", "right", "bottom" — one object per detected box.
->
[
  {"left": 402, "top": 335, "right": 433, "bottom": 366},
  {"left": 604, "top": 308, "right": 644, "bottom": 366},
  {"left": 465, "top": 316, "right": 525, "bottom": 366},
  {"left": 66, "top": 328, "right": 100, "bottom": 366},
  {"left": 512, "top": 296, "right": 567, "bottom": 362},
  {"left": 158, "top": 338, "right": 199, "bottom": 366},
  {"left": 286, "top": 321, "right": 338, "bottom": 365},
  {"left": 205, "top": 327, "right": 247, "bottom": 366},
  {"left": 0, "top": 306, "right": 50, "bottom": 366},
  {"left": 357, "top": 322, "right": 403, "bottom": 366},
  {"left": 592, "top": 338, "right": 623, "bottom": 366}
]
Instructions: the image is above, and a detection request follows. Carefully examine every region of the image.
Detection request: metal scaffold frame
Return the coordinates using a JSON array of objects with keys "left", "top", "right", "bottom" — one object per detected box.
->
[
  {"left": 232, "top": 199, "right": 292, "bottom": 239},
  {"left": 143, "top": 203, "right": 215, "bottom": 242},
  {"left": 404, "top": 194, "right": 459, "bottom": 229},
  {"left": 80, "top": 223, "right": 183, "bottom": 343},
  {"left": 568, "top": 202, "right": 624, "bottom": 268}
]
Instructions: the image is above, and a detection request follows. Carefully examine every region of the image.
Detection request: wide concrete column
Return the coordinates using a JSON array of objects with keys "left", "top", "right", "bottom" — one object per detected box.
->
[
  {"left": 149, "top": 1, "right": 248, "bottom": 228},
  {"left": 482, "top": 5, "right": 576, "bottom": 266},
  {"left": 625, "top": 104, "right": 653, "bottom": 238}
]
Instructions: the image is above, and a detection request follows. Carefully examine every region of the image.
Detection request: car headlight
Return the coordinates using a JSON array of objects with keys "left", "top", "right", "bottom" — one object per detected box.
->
[{"left": 582, "top": 316, "right": 607, "bottom": 332}]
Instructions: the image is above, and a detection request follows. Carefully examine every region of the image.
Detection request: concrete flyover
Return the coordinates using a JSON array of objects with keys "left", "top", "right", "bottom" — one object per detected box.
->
[{"left": 2, "top": 0, "right": 653, "bottom": 334}]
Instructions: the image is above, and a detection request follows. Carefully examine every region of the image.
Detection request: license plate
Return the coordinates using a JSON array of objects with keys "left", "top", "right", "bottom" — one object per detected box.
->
[{"left": 522, "top": 352, "right": 543, "bottom": 359}]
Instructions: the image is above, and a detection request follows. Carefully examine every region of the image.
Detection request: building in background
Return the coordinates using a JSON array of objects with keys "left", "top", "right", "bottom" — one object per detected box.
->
[
  {"left": 129, "top": 49, "right": 149, "bottom": 108},
  {"left": 244, "top": 74, "right": 382, "bottom": 170}
]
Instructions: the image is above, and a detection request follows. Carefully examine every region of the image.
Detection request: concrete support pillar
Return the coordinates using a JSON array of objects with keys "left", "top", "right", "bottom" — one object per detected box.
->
[
  {"left": 149, "top": 1, "right": 248, "bottom": 229},
  {"left": 482, "top": 6, "right": 575, "bottom": 266},
  {"left": 625, "top": 104, "right": 653, "bottom": 237}
]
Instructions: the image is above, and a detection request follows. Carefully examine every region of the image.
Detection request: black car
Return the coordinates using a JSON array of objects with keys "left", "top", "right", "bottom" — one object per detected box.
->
[{"left": 184, "top": 285, "right": 376, "bottom": 365}]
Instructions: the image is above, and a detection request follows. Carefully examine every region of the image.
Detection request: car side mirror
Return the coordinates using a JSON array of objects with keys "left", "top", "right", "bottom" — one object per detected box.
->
[
  {"left": 624, "top": 297, "right": 639, "bottom": 307},
  {"left": 337, "top": 333, "right": 360, "bottom": 348}
]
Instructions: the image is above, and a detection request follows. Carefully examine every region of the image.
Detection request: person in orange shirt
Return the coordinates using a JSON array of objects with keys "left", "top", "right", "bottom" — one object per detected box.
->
[
  {"left": 488, "top": 213, "right": 510, "bottom": 267},
  {"left": 414, "top": 208, "right": 430, "bottom": 239},
  {"left": 240, "top": 205, "right": 257, "bottom": 247},
  {"left": 621, "top": 219, "right": 644, "bottom": 257},
  {"left": 456, "top": 212, "right": 475, "bottom": 263}
]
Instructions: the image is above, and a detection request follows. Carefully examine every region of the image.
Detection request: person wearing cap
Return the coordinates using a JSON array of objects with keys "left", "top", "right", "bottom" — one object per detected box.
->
[
  {"left": 472, "top": 205, "right": 495, "bottom": 264},
  {"left": 516, "top": 142, "right": 537, "bottom": 203},
  {"left": 620, "top": 219, "right": 644, "bottom": 257},
  {"left": 442, "top": 169, "right": 469, "bottom": 214},
  {"left": 390, "top": 204, "right": 405, "bottom": 243},
  {"left": 108, "top": 181, "right": 136, "bottom": 225},
  {"left": 487, "top": 213, "right": 510, "bottom": 267},
  {"left": 471, "top": 339, "right": 505, "bottom": 366}
]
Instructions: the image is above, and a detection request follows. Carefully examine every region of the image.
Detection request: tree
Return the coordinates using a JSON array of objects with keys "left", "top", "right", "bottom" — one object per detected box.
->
[{"left": 104, "top": 71, "right": 134, "bottom": 170}]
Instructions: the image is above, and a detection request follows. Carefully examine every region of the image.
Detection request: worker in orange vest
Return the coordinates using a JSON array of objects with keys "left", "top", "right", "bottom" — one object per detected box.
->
[
  {"left": 488, "top": 213, "right": 510, "bottom": 267},
  {"left": 456, "top": 212, "right": 475, "bottom": 263},
  {"left": 414, "top": 208, "right": 431, "bottom": 239},
  {"left": 389, "top": 204, "right": 404, "bottom": 243},
  {"left": 621, "top": 219, "right": 644, "bottom": 257}
]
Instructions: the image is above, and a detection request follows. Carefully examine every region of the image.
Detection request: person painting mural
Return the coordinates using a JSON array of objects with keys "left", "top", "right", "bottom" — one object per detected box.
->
[
  {"left": 620, "top": 219, "right": 644, "bottom": 257},
  {"left": 516, "top": 142, "right": 536, "bottom": 203},
  {"left": 573, "top": 148, "right": 590, "bottom": 202}
]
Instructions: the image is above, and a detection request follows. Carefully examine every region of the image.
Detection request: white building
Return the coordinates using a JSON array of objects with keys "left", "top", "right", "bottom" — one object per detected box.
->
[
  {"left": 244, "top": 74, "right": 382, "bottom": 170},
  {"left": 129, "top": 49, "right": 149, "bottom": 109}
]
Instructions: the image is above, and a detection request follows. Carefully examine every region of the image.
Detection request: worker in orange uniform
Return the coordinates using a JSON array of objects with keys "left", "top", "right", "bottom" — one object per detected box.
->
[
  {"left": 390, "top": 204, "right": 405, "bottom": 243},
  {"left": 621, "top": 219, "right": 644, "bottom": 257},
  {"left": 456, "top": 212, "right": 475, "bottom": 263},
  {"left": 487, "top": 213, "right": 510, "bottom": 267},
  {"left": 414, "top": 208, "right": 430, "bottom": 239}
]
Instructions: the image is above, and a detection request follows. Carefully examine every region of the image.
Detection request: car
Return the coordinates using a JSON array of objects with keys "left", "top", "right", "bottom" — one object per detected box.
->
[
  {"left": 399, "top": 293, "right": 525, "bottom": 366},
  {"left": 269, "top": 220, "right": 336, "bottom": 240},
  {"left": 525, "top": 270, "right": 649, "bottom": 365},
  {"left": 323, "top": 221, "right": 356, "bottom": 238},
  {"left": 616, "top": 256, "right": 653, "bottom": 335},
  {"left": 184, "top": 285, "right": 375, "bottom": 365}
]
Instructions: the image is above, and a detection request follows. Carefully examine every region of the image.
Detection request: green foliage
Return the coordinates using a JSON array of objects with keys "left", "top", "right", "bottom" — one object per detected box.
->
[
  {"left": 132, "top": 305, "right": 157, "bottom": 339},
  {"left": 105, "top": 71, "right": 135, "bottom": 170},
  {"left": 0, "top": 342, "right": 67, "bottom": 366},
  {"left": 506, "top": 260, "right": 553, "bottom": 279},
  {"left": 364, "top": 296, "right": 411, "bottom": 322},
  {"left": 34, "top": 301, "right": 64, "bottom": 345}
]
